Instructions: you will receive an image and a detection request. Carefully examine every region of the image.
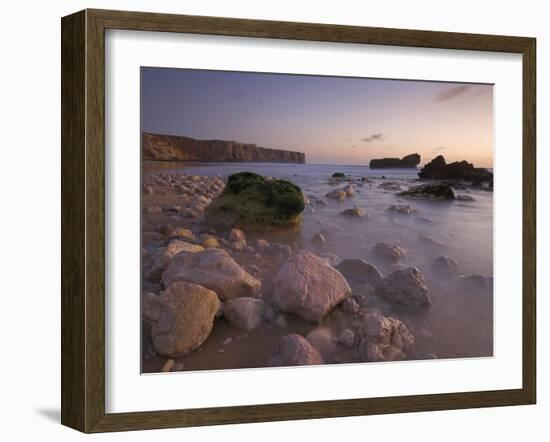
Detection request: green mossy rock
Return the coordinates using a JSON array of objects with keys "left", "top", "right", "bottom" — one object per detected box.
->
[{"left": 204, "top": 172, "right": 305, "bottom": 231}]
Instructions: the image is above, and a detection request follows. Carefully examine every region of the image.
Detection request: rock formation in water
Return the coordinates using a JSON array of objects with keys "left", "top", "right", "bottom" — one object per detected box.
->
[
  {"left": 369, "top": 153, "right": 421, "bottom": 169},
  {"left": 142, "top": 132, "right": 306, "bottom": 163},
  {"left": 418, "top": 155, "right": 492, "bottom": 182}
]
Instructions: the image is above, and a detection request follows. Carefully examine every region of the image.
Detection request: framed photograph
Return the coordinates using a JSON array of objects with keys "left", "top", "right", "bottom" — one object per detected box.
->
[{"left": 61, "top": 9, "right": 536, "bottom": 433}]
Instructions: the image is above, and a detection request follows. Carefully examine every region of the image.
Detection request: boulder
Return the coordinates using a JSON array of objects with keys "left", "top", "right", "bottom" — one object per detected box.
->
[
  {"left": 151, "top": 282, "right": 220, "bottom": 357},
  {"left": 269, "top": 334, "right": 323, "bottom": 367},
  {"left": 336, "top": 259, "right": 382, "bottom": 287},
  {"left": 270, "top": 250, "right": 352, "bottom": 322},
  {"left": 204, "top": 172, "right": 305, "bottom": 231},
  {"left": 399, "top": 183, "right": 455, "bottom": 200},
  {"left": 431, "top": 256, "right": 459, "bottom": 278},
  {"left": 356, "top": 310, "right": 415, "bottom": 361},
  {"left": 223, "top": 297, "right": 272, "bottom": 331},
  {"left": 372, "top": 242, "right": 406, "bottom": 262},
  {"left": 370, "top": 153, "right": 421, "bottom": 169},
  {"left": 376, "top": 267, "right": 431, "bottom": 306},
  {"left": 162, "top": 248, "right": 261, "bottom": 300},
  {"left": 145, "top": 240, "right": 204, "bottom": 282},
  {"left": 418, "top": 155, "right": 493, "bottom": 182}
]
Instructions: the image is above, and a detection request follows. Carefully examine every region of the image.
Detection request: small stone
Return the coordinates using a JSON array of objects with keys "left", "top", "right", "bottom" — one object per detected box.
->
[
  {"left": 256, "top": 239, "right": 269, "bottom": 249},
  {"left": 431, "top": 256, "right": 459, "bottom": 278},
  {"left": 338, "top": 329, "right": 355, "bottom": 348},
  {"left": 340, "top": 206, "right": 366, "bottom": 217},
  {"left": 229, "top": 228, "right": 246, "bottom": 241},
  {"left": 269, "top": 334, "right": 323, "bottom": 367},
  {"left": 144, "top": 185, "right": 154, "bottom": 195},
  {"left": 146, "top": 206, "right": 162, "bottom": 214},
  {"left": 341, "top": 297, "right": 360, "bottom": 314},
  {"left": 376, "top": 267, "right": 431, "bottom": 306},
  {"left": 372, "top": 242, "right": 406, "bottom": 262},
  {"left": 156, "top": 223, "right": 174, "bottom": 236},
  {"left": 232, "top": 239, "right": 247, "bottom": 252},
  {"left": 222, "top": 337, "right": 233, "bottom": 345},
  {"left": 202, "top": 236, "right": 220, "bottom": 248},
  {"left": 171, "top": 227, "right": 195, "bottom": 241}
]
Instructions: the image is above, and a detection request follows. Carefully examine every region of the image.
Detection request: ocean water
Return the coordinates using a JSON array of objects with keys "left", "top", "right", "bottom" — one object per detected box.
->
[{"left": 143, "top": 161, "right": 493, "bottom": 360}]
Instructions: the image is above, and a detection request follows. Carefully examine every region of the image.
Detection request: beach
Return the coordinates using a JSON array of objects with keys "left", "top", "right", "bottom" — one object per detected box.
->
[{"left": 141, "top": 161, "right": 493, "bottom": 373}]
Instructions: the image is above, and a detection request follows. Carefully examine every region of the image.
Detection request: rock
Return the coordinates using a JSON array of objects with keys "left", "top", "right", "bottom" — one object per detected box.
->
[
  {"left": 232, "top": 239, "right": 247, "bottom": 252},
  {"left": 343, "top": 184, "right": 356, "bottom": 196},
  {"left": 431, "top": 256, "right": 459, "bottom": 278},
  {"left": 372, "top": 242, "right": 406, "bottom": 262},
  {"left": 312, "top": 232, "right": 326, "bottom": 245},
  {"left": 340, "top": 206, "right": 366, "bottom": 217},
  {"left": 306, "top": 327, "right": 339, "bottom": 360},
  {"left": 162, "top": 248, "right": 262, "bottom": 300},
  {"left": 151, "top": 282, "right": 220, "bottom": 357},
  {"left": 332, "top": 172, "right": 346, "bottom": 178},
  {"left": 456, "top": 194, "right": 474, "bottom": 202},
  {"left": 270, "top": 250, "right": 352, "bottom": 322},
  {"left": 204, "top": 172, "right": 305, "bottom": 231},
  {"left": 370, "top": 153, "right": 421, "bottom": 169},
  {"left": 376, "top": 267, "right": 431, "bottom": 306},
  {"left": 223, "top": 297, "right": 272, "bottom": 331},
  {"left": 356, "top": 310, "right": 415, "bottom": 361},
  {"left": 377, "top": 181, "right": 401, "bottom": 191},
  {"left": 386, "top": 205, "right": 416, "bottom": 215},
  {"left": 171, "top": 227, "right": 195, "bottom": 241},
  {"left": 146, "top": 206, "right": 162, "bottom": 214},
  {"left": 145, "top": 240, "right": 204, "bottom": 282},
  {"left": 274, "top": 314, "right": 288, "bottom": 328},
  {"left": 399, "top": 183, "right": 455, "bottom": 200},
  {"left": 229, "top": 228, "right": 246, "bottom": 241},
  {"left": 269, "top": 334, "right": 323, "bottom": 367},
  {"left": 341, "top": 297, "right": 360, "bottom": 314},
  {"left": 458, "top": 274, "right": 493, "bottom": 292},
  {"left": 338, "top": 329, "right": 356, "bottom": 348},
  {"left": 141, "top": 248, "right": 149, "bottom": 259},
  {"left": 256, "top": 238, "right": 269, "bottom": 249},
  {"left": 156, "top": 223, "right": 174, "bottom": 236},
  {"left": 418, "top": 155, "right": 493, "bottom": 182},
  {"left": 161, "top": 359, "right": 175, "bottom": 372},
  {"left": 264, "top": 243, "right": 292, "bottom": 262},
  {"left": 418, "top": 234, "right": 444, "bottom": 247},
  {"left": 326, "top": 188, "right": 348, "bottom": 201},
  {"left": 202, "top": 236, "right": 220, "bottom": 248}
]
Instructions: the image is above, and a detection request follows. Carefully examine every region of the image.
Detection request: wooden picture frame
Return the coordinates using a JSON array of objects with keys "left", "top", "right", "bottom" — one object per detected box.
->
[{"left": 61, "top": 8, "right": 536, "bottom": 433}]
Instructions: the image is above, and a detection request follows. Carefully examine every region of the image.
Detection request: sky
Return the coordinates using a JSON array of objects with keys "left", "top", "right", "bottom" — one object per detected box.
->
[{"left": 141, "top": 67, "right": 493, "bottom": 167}]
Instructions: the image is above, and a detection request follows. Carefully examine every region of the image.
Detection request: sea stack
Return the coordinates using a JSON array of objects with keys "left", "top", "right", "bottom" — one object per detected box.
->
[{"left": 369, "top": 153, "right": 421, "bottom": 169}]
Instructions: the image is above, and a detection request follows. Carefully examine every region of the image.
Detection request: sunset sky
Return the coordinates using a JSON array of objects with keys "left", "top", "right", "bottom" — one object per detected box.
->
[{"left": 141, "top": 68, "right": 493, "bottom": 168}]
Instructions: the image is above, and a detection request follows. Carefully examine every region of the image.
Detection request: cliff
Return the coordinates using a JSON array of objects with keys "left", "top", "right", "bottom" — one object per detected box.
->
[
  {"left": 142, "top": 133, "right": 306, "bottom": 164},
  {"left": 369, "top": 153, "right": 421, "bottom": 169}
]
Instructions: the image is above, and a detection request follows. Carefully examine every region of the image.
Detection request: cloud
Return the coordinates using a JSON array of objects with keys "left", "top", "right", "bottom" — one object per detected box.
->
[
  {"left": 434, "top": 85, "right": 469, "bottom": 102},
  {"left": 361, "top": 133, "right": 384, "bottom": 143},
  {"left": 230, "top": 91, "right": 246, "bottom": 100}
]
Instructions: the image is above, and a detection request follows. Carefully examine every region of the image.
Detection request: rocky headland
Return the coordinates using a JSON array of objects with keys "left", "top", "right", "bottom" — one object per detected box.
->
[
  {"left": 143, "top": 132, "right": 306, "bottom": 163},
  {"left": 369, "top": 153, "right": 421, "bottom": 169}
]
